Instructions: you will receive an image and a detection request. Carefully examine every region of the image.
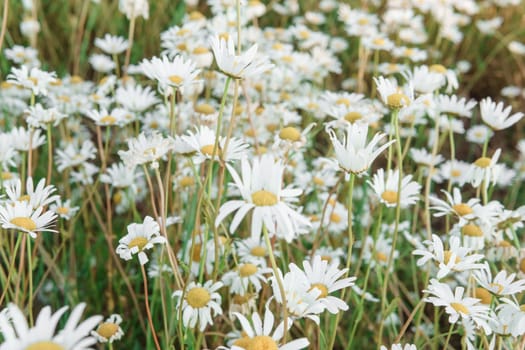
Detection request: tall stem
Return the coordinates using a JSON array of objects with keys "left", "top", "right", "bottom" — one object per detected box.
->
[
  {"left": 123, "top": 15, "right": 136, "bottom": 80},
  {"left": 263, "top": 225, "right": 288, "bottom": 342},
  {"left": 141, "top": 264, "right": 162, "bottom": 350},
  {"left": 46, "top": 124, "right": 53, "bottom": 186}
]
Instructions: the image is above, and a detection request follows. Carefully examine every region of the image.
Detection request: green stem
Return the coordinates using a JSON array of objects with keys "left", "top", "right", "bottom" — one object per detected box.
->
[
  {"left": 27, "top": 237, "right": 34, "bottom": 326},
  {"left": 46, "top": 124, "right": 53, "bottom": 186}
]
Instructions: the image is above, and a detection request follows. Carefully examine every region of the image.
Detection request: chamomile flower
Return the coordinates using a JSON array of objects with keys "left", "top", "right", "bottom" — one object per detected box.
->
[
  {"left": 7, "top": 65, "right": 57, "bottom": 96},
  {"left": 0, "top": 200, "right": 57, "bottom": 238},
  {"left": 91, "top": 314, "right": 124, "bottom": 343},
  {"left": 292, "top": 255, "right": 356, "bottom": 314},
  {"left": 424, "top": 279, "right": 491, "bottom": 332},
  {"left": 0, "top": 303, "right": 102, "bottom": 350},
  {"left": 230, "top": 309, "right": 309, "bottom": 350},
  {"left": 172, "top": 280, "right": 223, "bottom": 331},
  {"left": 480, "top": 97, "right": 524, "bottom": 130},
  {"left": 118, "top": 131, "right": 174, "bottom": 168},
  {"left": 436, "top": 94, "right": 477, "bottom": 118},
  {"left": 468, "top": 149, "right": 502, "bottom": 187},
  {"left": 210, "top": 34, "right": 273, "bottom": 79},
  {"left": 496, "top": 298, "right": 525, "bottom": 337},
  {"left": 374, "top": 76, "right": 414, "bottom": 109},
  {"left": 380, "top": 344, "right": 417, "bottom": 350},
  {"left": 89, "top": 54, "right": 116, "bottom": 73},
  {"left": 25, "top": 103, "right": 67, "bottom": 128},
  {"left": 140, "top": 55, "right": 200, "bottom": 96},
  {"left": 215, "top": 154, "right": 311, "bottom": 241},
  {"left": 222, "top": 261, "right": 271, "bottom": 296},
  {"left": 56, "top": 140, "right": 97, "bottom": 171},
  {"left": 474, "top": 263, "right": 525, "bottom": 296},
  {"left": 116, "top": 216, "right": 166, "bottom": 265},
  {"left": 413, "top": 234, "right": 485, "bottom": 279},
  {"left": 115, "top": 84, "right": 159, "bottom": 113},
  {"left": 429, "top": 187, "right": 481, "bottom": 221},
  {"left": 368, "top": 169, "right": 421, "bottom": 208},
  {"left": 4, "top": 177, "right": 59, "bottom": 209},
  {"left": 327, "top": 123, "right": 394, "bottom": 175},
  {"left": 85, "top": 107, "right": 128, "bottom": 127},
  {"left": 10, "top": 127, "right": 46, "bottom": 151},
  {"left": 119, "top": 0, "right": 149, "bottom": 20},
  {"left": 49, "top": 199, "right": 79, "bottom": 220},
  {"left": 95, "top": 34, "right": 129, "bottom": 55}
]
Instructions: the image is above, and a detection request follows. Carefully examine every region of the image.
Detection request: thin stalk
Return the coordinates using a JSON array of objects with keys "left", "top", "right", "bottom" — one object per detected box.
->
[
  {"left": 140, "top": 264, "right": 162, "bottom": 350},
  {"left": 27, "top": 237, "right": 34, "bottom": 326},
  {"left": 0, "top": 233, "right": 23, "bottom": 305},
  {"left": 46, "top": 124, "right": 53, "bottom": 186},
  {"left": 123, "top": 14, "right": 136, "bottom": 80},
  {"left": 263, "top": 225, "right": 288, "bottom": 342}
]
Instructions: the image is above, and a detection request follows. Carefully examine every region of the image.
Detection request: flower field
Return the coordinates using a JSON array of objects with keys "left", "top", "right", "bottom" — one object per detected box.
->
[{"left": 1, "top": 0, "right": 525, "bottom": 349}]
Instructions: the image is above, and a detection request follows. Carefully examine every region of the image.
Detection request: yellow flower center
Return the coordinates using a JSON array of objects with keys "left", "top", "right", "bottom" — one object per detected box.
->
[
  {"left": 376, "top": 252, "right": 388, "bottom": 262},
  {"left": 10, "top": 217, "right": 37, "bottom": 231},
  {"left": 429, "top": 64, "right": 447, "bottom": 74},
  {"left": 452, "top": 203, "right": 473, "bottom": 216},
  {"left": 498, "top": 240, "right": 512, "bottom": 247},
  {"left": 475, "top": 287, "right": 492, "bottom": 304},
  {"left": 193, "top": 46, "right": 209, "bottom": 55},
  {"left": 180, "top": 176, "right": 195, "bottom": 187},
  {"left": 200, "top": 144, "right": 220, "bottom": 157},
  {"left": 279, "top": 127, "right": 301, "bottom": 142},
  {"left": 321, "top": 255, "right": 332, "bottom": 263},
  {"left": 373, "top": 38, "right": 385, "bottom": 46},
  {"left": 195, "top": 103, "right": 215, "bottom": 115},
  {"left": 256, "top": 146, "right": 267, "bottom": 155},
  {"left": 386, "top": 93, "right": 410, "bottom": 109},
  {"left": 29, "top": 77, "right": 39, "bottom": 85},
  {"left": 25, "top": 342, "right": 65, "bottom": 350},
  {"left": 239, "top": 263, "right": 258, "bottom": 277},
  {"left": 247, "top": 335, "right": 279, "bottom": 350},
  {"left": 233, "top": 336, "right": 253, "bottom": 348},
  {"left": 128, "top": 237, "right": 148, "bottom": 251},
  {"left": 299, "top": 30, "right": 310, "bottom": 39},
  {"left": 56, "top": 207, "right": 69, "bottom": 215},
  {"left": 519, "top": 257, "right": 525, "bottom": 274},
  {"left": 336, "top": 97, "right": 351, "bottom": 106},
  {"left": 489, "top": 283, "right": 505, "bottom": 294},
  {"left": 100, "top": 115, "right": 117, "bottom": 125},
  {"left": 357, "top": 18, "right": 369, "bottom": 25},
  {"left": 71, "top": 75, "right": 84, "bottom": 84},
  {"left": 251, "top": 190, "right": 278, "bottom": 206},
  {"left": 19, "top": 194, "right": 31, "bottom": 202},
  {"left": 450, "top": 169, "right": 462, "bottom": 178},
  {"left": 189, "top": 11, "right": 205, "bottom": 20},
  {"left": 450, "top": 302, "right": 469, "bottom": 315},
  {"left": 330, "top": 213, "right": 341, "bottom": 223},
  {"left": 474, "top": 157, "right": 491, "bottom": 168},
  {"left": 186, "top": 287, "right": 211, "bottom": 308},
  {"left": 344, "top": 112, "right": 362, "bottom": 123},
  {"left": 520, "top": 305, "right": 525, "bottom": 312},
  {"left": 191, "top": 243, "right": 202, "bottom": 262},
  {"left": 281, "top": 55, "right": 294, "bottom": 63},
  {"left": 381, "top": 190, "right": 398, "bottom": 204},
  {"left": 461, "top": 224, "right": 483, "bottom": 237},
  {"left": 307, "top": 102, "right": 318, "bottom": 110},
  {"left": 96, "top": 322, "right": 119, "bottom": 339},
  {"left": 443, "top": 250, "right": 460, "bottom": 265},
  {"left": 113, "top": 191, "right": 123, "bottom": 204},
  {"left": 168, "top": 75, "right": 184, "bottom": 85},
  {"left": 250, "top": 246, "right": 266, "bottom": 257},
  {"left": 1, "top": 171, "right": 13, "bottom": 180},
  {"left": 233, "top": 294, "right": 252, "bottom": 305},
  {"left": 313, "top": 176, "right": 324, "bottom": 186},
  {"left": 310, "top": 283, "right": 329, "bottom": 299}
]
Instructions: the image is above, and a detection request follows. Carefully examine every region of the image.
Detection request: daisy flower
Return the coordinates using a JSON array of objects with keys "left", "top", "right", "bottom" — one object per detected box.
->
[
  {"left": 115, "top": 84, "right": 159, "bottom": 113},
  {"left": 496, "top": 298, "right": 525, "bottom": 337},
  {"left": 229, "top": 309, "right": 309, "bottom": 350},
  {"left": 180, "top": 125, "right": 249, "bottom": 164},
  {"left": 89, "top": 54, "right": 116, "bottom": 73},
  {"left": 327, "top": 123, "right": 394, "bottom": 175},
  {"left": 291, "top": 255, "right": 356, "bottom": 314},
  {"left": 10, "top": 127, "right": 46, "bottom": 151},
  {"left": 118, "top": 131, "right": 174, "bottom": 168},
  {"left": 172, "top": 280, "right": 223, "bottom": 331},
  {"left": 374, "top": 76, "right": 414, "bottom": 109},
  {"left": 413, "top": 234, "right": 485, "bottom": 279},
  {"left": 480, "top": 97, "right": 524, "bottom": 130},
  {"left": 222, "top": 261, "right": 271, "bottom": 296},
  {"left": 474, "top": 263, "right": 525, "bottom": 297},
  {"left": 95, "top": 34, "right": 129, "bottom": 55},
  {"left": 0, "top": 302, "right": 102, "bottom": 350},
  {"left": 215, "top": 155, "right": 311, "bottom": 241},
  {"left": 429, "top": 187, "right": 481, "bottom": 221},
  {"left": 55, "top": 140, "right": 97, "bottom": 171},
  {"left": 368, "top": 168, "right": 421, "bottom": 208},
  {"left": 468, "top": 148, "right": 502, "bottom": 188},
  {"left": 0, "top": 200, "right": 57, "bottom": 238},
  {"left": 85, "top": 107, "right": 128, "bottom": 127},
  {"left": 91, "top": 314, "right": 124, "bottom": 343},
  {"left": 4, "top": 177, "right": 59, "bottom": 209},
  {"left": 116, "top": 216, "right": 166, "bottom": 265},
  {"left": 7, "top": 65, "right": 57, "bottom": 96},
  {"left": 140, "top": 55, "right": 200, "bottom": 96},
  {"left": 119, "top": 0, "right": 149, "bottom": 20},
  {"left": 26, "top": 103, "right": 67, "bottom": 128},
  {"left": 380, "top": 344, "right": 417, "bottom": 350},
  {"left": 49, "top": 199, "right": 79, "bottom": 220},
  {"left": 234, "top": 237, "right": 270, "bottom": 265},
  {"left": 210, "top": 34, "right": 273, "bottom": 80},
  {"left": 424, "top": 279, "right": 492, "bottom": 332},
  {"left": 436, "top": 94, "right": 477, "bottom": 118}
]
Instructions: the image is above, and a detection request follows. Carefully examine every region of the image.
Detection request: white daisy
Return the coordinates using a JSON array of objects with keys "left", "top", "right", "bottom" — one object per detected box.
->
[
  {"left": 215, "top": 155, "right": 311, "bottom": 241},
  {"left": 222, "top": 261, "right": 271, "bottom": 296},
  {"left": 118, "top": 131, "right": 174, "bottom": 168},
  {"left": 90, "top": 314, "right": 124, "bottom": 343},
  {"left": 0, "top": 303, "right": 102, "bottom": 350},
  {"left": 0, "top": 200, "right": 57, "bottom": 238},
  {"left": 172, "top": 280, "right": 223, "bottom": 331},
  {"left": 480, "top": 97, "right": 524, "bottom": 130},
  {"left": 474, "top": 263, "right": 525, "bottom": 297},
  {"left": 368, "top": 168, "right": 421, "bottom": 208},
  {"left": 95, "top": 34, "right": 129, "bottom": 55},
  {"left": 374, "top": 76, "right": 414, "bottom": 109},
  {"left": 116, "top": 216, "right": 166, "bottom": 265},
  {"left": 7, "top": 65, "right": 57, "bottom": 96},
  {"left": 327, "top": 123, "right": 394, "bottom": 175},
  {"left": 140, "top": 55, "right": 200, "bottom": 96},
  {"left": 429, "top": 187, "right": 481, "bottom": 221}
]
